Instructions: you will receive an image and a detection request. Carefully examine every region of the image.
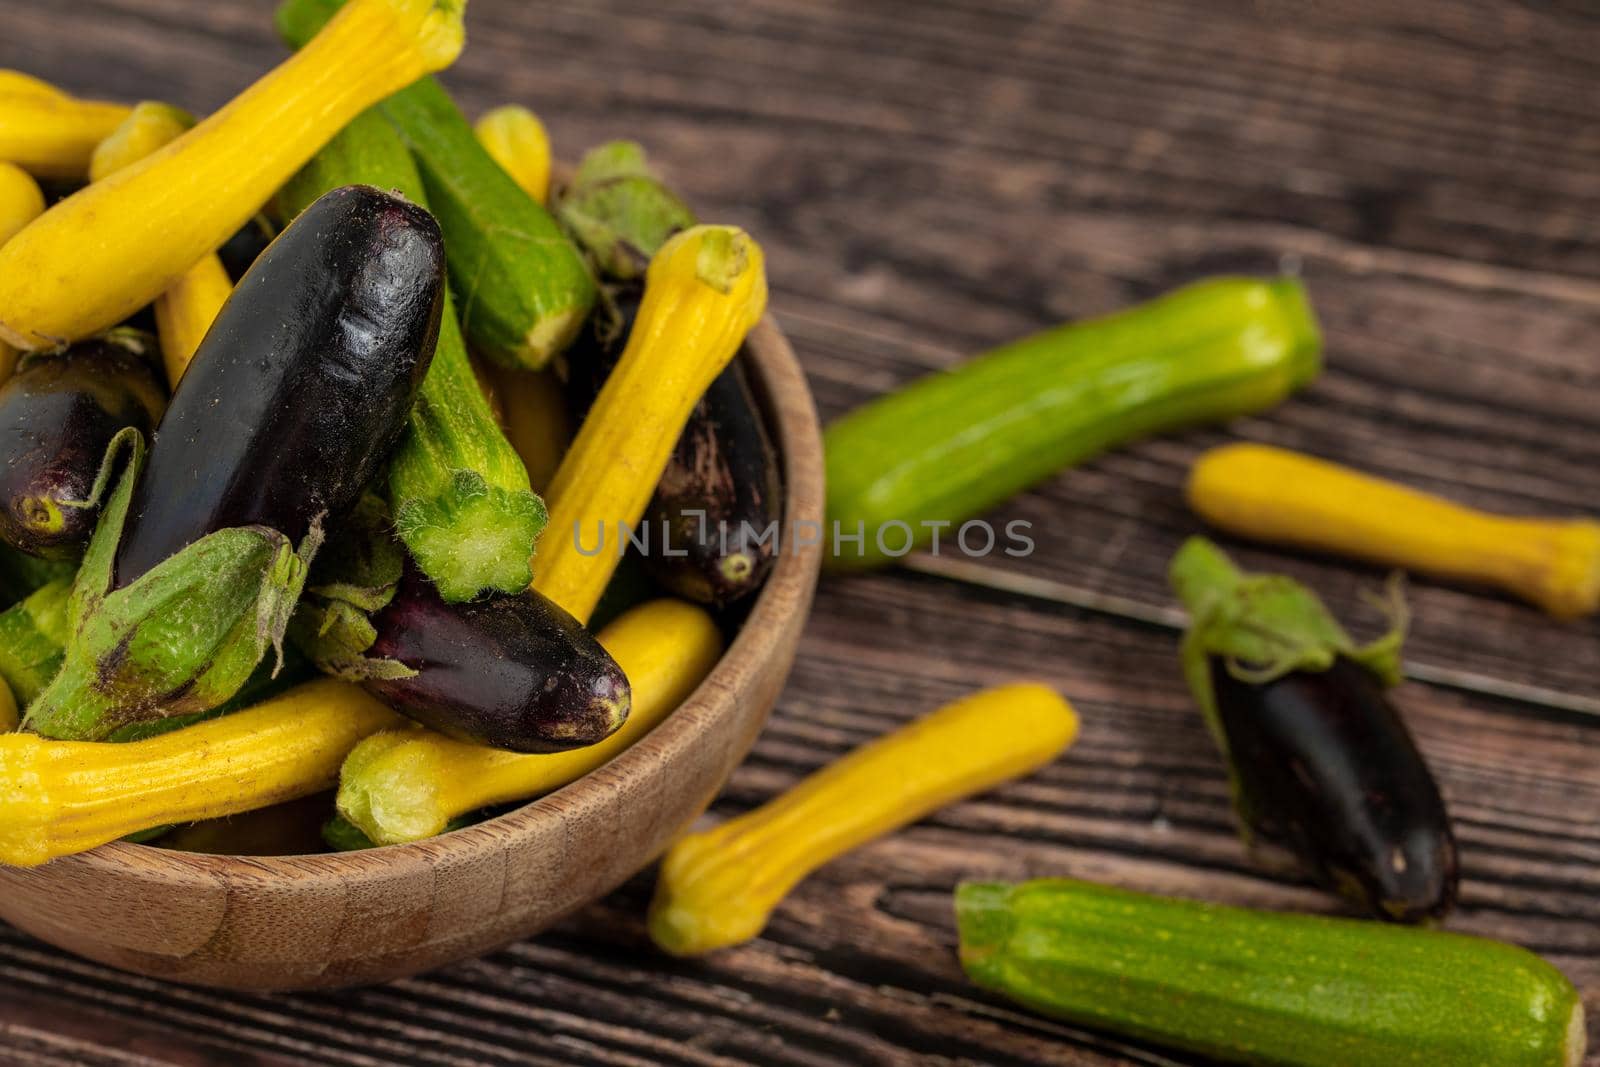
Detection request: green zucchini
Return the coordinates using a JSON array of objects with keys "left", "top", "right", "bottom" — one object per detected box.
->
[
  {"left": 276, "top": 0, "right": 596, "bottom": 370},
  {"left": 0, "top": 575, "right": 69, "bottom": 704},
  {"left": 275, "top": 110, "right": 546, "bottom": 602},
  {"left": 957, "top": 879, "right": 1586, "bottom": 1067},
  {"left": 823, "top": 277, "right": 1321, "bottom": 569}
]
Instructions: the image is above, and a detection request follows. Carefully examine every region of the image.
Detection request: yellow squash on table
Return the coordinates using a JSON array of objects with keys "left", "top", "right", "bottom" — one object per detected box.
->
[
  {"left": 1188, "top": 443, "right": 1600, "bottom": 618},
  {"left": 649, "top": 683, "right": 1080, "bottom": 956}
]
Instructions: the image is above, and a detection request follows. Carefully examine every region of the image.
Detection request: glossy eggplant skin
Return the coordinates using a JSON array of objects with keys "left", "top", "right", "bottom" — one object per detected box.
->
[
  {"left": 0, "top": 332, "right": 166, "bottom": 559},
  {"left": 113, "top": 185, "right": 444, "bottom": 587},
  {"left": 567, "top": 288, "right": 782, "bottom": 606},
  {"left": 1210, "top": 655, "right": 1458, "bottom": 922},
  {"left": 363, "top": 565, "right": 630, "bottom": 753}
]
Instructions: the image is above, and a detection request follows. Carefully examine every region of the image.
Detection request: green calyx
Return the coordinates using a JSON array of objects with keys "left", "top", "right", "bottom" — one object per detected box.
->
[
  {"left": 1170, "top": 536, "right": 1406, "bottom": 744},
  {"left": 288, "top": 494, "right": 416, "bottom": 683},
  {"left": 21, "top": 428, "right": 321, "bottom": 741},
  {"left": 555, "top": 141, "right": 696, "bottom": 281}
]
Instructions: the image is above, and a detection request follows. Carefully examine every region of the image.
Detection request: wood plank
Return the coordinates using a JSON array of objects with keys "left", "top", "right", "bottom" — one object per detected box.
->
[{"left": 0, "top": 574, "right": 1593, "bottom": 1065}]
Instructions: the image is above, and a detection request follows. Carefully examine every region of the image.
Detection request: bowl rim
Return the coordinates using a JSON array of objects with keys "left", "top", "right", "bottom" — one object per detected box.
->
[{"left": 63, "top": 313, "right": 823, "bottom": 885}]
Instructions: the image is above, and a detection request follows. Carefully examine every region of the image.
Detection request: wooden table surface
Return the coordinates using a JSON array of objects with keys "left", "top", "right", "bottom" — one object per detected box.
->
[{"left": 3, "top": 1, "right": 1599, "bottom": 1063}]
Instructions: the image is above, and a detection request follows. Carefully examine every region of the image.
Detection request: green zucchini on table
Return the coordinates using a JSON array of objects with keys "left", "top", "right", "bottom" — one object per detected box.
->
[
  {"left": 957, "top": 879, "right": 1587, "bottom": 1067},
  {"left": 276, "top": 0, "right": 597, "bottom": 370},
  {"left": 823, "top": 276, "right": 1322, "bottom": 569},
  {"left": 275, "top": 108, "right": 546, "bottom": 601}
]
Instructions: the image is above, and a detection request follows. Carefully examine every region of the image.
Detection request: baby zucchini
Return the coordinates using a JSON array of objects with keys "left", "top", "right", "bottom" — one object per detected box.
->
[
  {"left": 824, "top": 277, "right": 1321, "bottom": 569},
  {"left": 649, "top": 683, "right": 1079, "bottom": 956},
  {"left": 958, "top": 879, "right": 1585, "bottom": 1067},
  {"left": 1189, "top": 443, "right": 1600, "bottom": 618},
  {"left": 1170, "top": 537, "right": 1457, "bottom": 922},
  {"left": 277, "top": 0, "right": 597, "bottom": 369}
]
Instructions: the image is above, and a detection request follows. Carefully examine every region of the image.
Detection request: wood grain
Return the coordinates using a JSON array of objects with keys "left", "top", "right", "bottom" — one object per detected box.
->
[{"left": 1, "top": 0, "right": 1598, "bottom": 1063}]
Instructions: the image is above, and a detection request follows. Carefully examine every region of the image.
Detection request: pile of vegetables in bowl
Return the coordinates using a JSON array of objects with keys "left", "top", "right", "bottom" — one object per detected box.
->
[
  {"left": 0, "top": 0, "right": 778, "bottom": 859},
  {"left": 0, "top": 0, "right": 1593, "bottom": 1063}
]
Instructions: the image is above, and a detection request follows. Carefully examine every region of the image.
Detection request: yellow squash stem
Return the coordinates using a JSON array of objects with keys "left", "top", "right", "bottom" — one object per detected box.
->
[
  {"left": 0, "top": 71, "right": 68, "bottom": 99},
  {"left": 535, "top": 225, "right": 768, "bottom": 621},
  {"left": 0, "top": 0, "right": 467, "bottom": 351},
  {"left": 337, "top": 598, "right": 723, "bottom": 845},
  {"left": 1188, "top": 443, "right": 1600, "bottom": 619},
  {"left": 0, "top": 92, "right": 131, "bottom": 180},
  {"left": 474, "top": 104, "right": 552, "bottom": 204},
  {"left": 0, "top": 675, "right": 17, "bottom": 732},
  {"left": 648, "top": 683, "right": 1080, "bottom": 957},
  {"left": 482, "top": 361, "right": 570, "bottom": 492},
  {"left": 0, "top": 679, "right": 404, "bottom": 867},
  {"left": 0, "top": 161, "right": 45, "bottom": 380},
  {"left": 89, "top": 103, "right": 235, "bottom": 385}
]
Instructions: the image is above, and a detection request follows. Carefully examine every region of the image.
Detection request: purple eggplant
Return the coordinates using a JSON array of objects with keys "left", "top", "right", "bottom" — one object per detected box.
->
[
  {"left": 0, "top": 329, "right": 166, "bottom": 559},
  {"left": 360, "top": 565, "right": 630, "bottom": 753},
  {"left": 568, "top": 287, "right": 782, "bottom": 606},
  {"left": 1171, "top": 537, "right": 1458, "bottom": 922},
  {"left": 113, "top": 184, "right": 444, "bottom": 587},
  {"left": 1210, "top": 656, "right": 1458, "bottom": 921}
]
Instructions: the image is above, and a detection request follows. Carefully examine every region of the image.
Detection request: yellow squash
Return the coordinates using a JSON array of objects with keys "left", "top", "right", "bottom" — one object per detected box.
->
[
  {"left": 87, "top": 101, "right": 193, "bottom": 181},
  {"left": 1188, "top": 443, "right": 1600, "bottom": 618},
  {"left": 153, "top": 253, "right": 234, "bottom": 386},
  {"left": 536, "top": 225, "right": 767, "bottom": 621},
  {"left": 648, "top": 682, "right": 1079, "bottom": 956},
  {"left": 0, "top": 161, "right": 44, "bottom": 381},
  {"left": 337, "top": 598, "right": 723, "bottom": 845},
  {"left": 0, "top": 0, "right": 467, "bottom": 351},
  {"left": 89, "top": 102, "right": 234, "bottom": 385},
  {"left": 0, "top": 91, "right": 131, "bottom": 180},
  {"left": 481, "top": 362, "right": 570, "bottom": 492},
  {"left": 0, "top": 679, "right": 403, "bottom": 867},
  {"left": 474, "top": 104, "right": 551, "bottom": 204},
  {"left": 0, "top": 70, "right": 67, "bottom": 100},
  {"left": 0, "top": 161, "right": 45, "bottom": 240}
]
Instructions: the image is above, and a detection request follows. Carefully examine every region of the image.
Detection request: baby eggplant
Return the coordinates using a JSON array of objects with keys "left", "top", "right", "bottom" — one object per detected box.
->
[
  {"left": 291, "top": 496, "right": 631, "bottom": 754},
  {"left": 1209, "top": 656, "right": 1458, "bottom": 921},
  {"left": 362, "top": 565, "right": 630, "bottom": 753},
  {"left": 1170, "top": 537, "right": 1458, "bottom": 922},
  {"left": 114, "top": 184, "right": 443, "bottom": 586},
  {"left": 0, "top": 329, "right": 165, "bottom": 559}
]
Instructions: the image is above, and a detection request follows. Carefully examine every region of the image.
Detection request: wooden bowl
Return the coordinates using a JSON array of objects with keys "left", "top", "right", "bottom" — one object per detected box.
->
[{"left": 0, "top": 318, "right": 823, "bottom": 991}]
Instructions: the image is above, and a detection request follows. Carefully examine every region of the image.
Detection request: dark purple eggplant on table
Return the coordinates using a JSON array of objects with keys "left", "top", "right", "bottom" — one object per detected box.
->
[
  {"left": 290, "top": 495, "right": 630, "bottom": 754},
  {"left": 25, "top": 184, "right": 446, "bottom": 741},
  {"left": 0, "top": 328, "right": 166, "bottom": 559},
  {"left": 1170, "top": 536, "right": 1458, "bottom": 923},
  {"left": 567, "top": 287, "right": 782, "bottom": 607}
]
